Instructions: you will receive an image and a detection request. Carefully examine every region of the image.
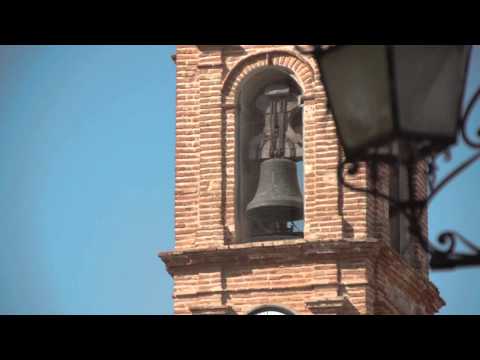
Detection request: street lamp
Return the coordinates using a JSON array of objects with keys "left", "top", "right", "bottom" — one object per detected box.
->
[
  {"left": 318, "top": 45, "right": 471, "bottom": 163},
  {"left": 297, "top": 45, "right": 480, "bottom": 270}
]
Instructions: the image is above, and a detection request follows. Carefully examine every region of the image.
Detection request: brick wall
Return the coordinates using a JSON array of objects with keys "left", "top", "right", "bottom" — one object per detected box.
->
[{"left": 162, "top": 45, "right": 443, "bottom": 315}]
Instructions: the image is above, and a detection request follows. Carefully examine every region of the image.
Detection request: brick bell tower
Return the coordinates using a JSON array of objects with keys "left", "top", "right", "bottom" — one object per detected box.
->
[{"left": 160, "top": 45, "right": 445, "bottom": 315}]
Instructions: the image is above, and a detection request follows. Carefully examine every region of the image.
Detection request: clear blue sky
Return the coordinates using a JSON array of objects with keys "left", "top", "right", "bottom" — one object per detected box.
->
[{"left": 0, "top": 45, "right": 478, "bottom": 315}]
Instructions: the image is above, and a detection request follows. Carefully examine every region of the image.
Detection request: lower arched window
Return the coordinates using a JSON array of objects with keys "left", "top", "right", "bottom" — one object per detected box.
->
[{"left": 248, "top": 305, "right": 295, "bottom": 315}]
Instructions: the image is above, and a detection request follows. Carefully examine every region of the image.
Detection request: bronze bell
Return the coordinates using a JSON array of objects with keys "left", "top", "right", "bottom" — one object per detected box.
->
[{"left": 246, "top": 158, "right": 304, "bottom": 222}]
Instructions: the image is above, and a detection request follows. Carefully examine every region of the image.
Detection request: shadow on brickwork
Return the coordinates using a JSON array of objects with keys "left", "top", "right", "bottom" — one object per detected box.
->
[
  {"left": 341, "top": 298, "right": 361, "bottom": 315},
  {"left": 337, "top": 155, "right": 355, "bottom": 240}
]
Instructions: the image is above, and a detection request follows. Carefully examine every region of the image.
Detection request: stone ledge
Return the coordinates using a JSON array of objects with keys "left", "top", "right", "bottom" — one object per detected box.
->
[
  {"left": 189, "top": 305, "right": 234, "bottom": 315},
  {"left": 306, "top": 296, "right": 348, "bottom": 314},
  {"left": 307, "top": 296, "right": 346, "bottom": 308},
  {"left": 196, "top": 45, "right": 245, "bottom": 52},
  {"left": 197, "top": 63, "right": 224, "bottom": 69}
]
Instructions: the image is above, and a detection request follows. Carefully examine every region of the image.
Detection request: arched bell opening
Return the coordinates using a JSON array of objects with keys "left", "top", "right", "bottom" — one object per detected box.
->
[{"left": 235, "top": 66, "right": 304, "bottom": 243}]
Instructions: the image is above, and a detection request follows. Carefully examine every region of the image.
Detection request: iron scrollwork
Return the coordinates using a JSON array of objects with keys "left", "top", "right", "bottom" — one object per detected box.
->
[
  {"left": 296, "top": 45, "right": 480, "bottom": 270},
  {"left": 338, "top": 85, "right": 480, "bottom": 270}
]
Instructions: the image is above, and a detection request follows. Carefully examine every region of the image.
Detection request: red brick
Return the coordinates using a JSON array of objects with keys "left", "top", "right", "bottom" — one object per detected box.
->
[{"left": 161, "top": 45, "right": 443, "bottom": 316}]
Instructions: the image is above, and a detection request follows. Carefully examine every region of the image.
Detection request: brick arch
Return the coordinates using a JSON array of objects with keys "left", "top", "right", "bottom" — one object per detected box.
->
[
  {"left": 222, "top": 50, "right": 319, "bottom": 105},
  {"left": 221, "top": 49, "right": 321, "bottom": 244}
]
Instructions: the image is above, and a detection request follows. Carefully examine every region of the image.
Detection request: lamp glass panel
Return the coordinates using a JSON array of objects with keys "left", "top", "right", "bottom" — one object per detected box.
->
[
  {"left": 393, "top": 45, "right": 471, "bottom": 143},
  {"left": 320, "top": 46, "right": 394, "bottom": 158}
]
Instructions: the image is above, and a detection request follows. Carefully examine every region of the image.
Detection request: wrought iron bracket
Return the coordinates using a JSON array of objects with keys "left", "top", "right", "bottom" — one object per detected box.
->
[
  {"left": 297, "top": 44, "right": 480, "bottom": 270},
  {"left": 337, "top": 86, "right": 480, "bottom": 270}
]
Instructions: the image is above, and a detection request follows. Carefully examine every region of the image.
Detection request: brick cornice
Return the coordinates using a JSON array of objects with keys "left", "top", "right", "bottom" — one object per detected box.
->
[
  {"left": 159, "top": 238, "right": 444, "bottom": 314},
  {"left": 160, "top": 239, "right": 381, "bottom": 273}
]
